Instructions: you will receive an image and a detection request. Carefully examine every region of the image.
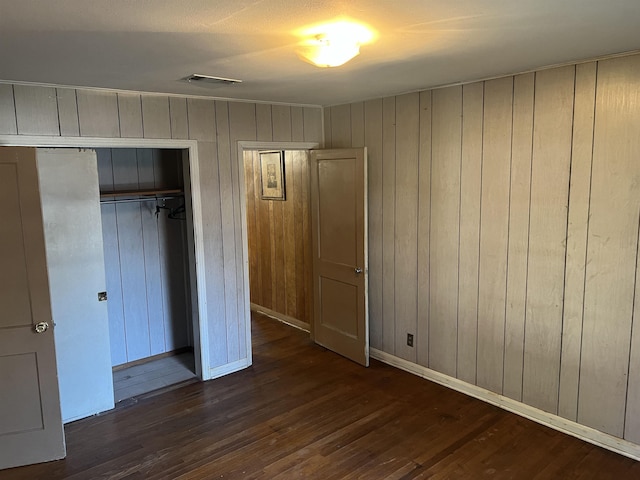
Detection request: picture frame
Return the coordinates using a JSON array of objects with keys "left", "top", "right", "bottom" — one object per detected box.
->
[{"left": 259, "top": 150, "right": 286, "bottom": 200}]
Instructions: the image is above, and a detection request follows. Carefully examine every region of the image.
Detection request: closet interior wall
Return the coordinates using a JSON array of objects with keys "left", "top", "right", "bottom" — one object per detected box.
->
[{"left": 97, "top": 148, "right": 192, "bottom": 367}]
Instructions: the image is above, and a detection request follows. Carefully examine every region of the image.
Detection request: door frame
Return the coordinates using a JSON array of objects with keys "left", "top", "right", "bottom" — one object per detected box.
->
[
  {"left": 0, "top": 135, "right": 211, "bottom": 381},
  {"left": 237, "top": 141, "right": 319, "bottom": 359}
]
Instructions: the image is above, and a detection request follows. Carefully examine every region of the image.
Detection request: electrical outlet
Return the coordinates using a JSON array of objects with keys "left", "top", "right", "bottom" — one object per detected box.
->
[{"left": 407, "top": 333, "right": 414, "bottom": 347}]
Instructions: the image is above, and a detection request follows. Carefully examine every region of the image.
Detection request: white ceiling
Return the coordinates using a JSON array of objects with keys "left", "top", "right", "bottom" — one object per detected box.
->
[{"left": 1, "top": 0, "right": 639, "bottom": 106}]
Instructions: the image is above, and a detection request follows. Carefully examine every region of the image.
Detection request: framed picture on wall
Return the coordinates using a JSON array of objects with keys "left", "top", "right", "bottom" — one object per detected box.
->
[{"left": 260, "top": 150, "right": 286, "bottom": 200}]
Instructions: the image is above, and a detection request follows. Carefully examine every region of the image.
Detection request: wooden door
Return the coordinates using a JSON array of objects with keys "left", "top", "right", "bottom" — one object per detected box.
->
[
  {"left": 310, "top": 148, "right": 368, "bottom": 366},
  {"left": 0, "top": 147, "right": 66, "bottom": 470},
  {"left": 37, "top": 149, "right": 114, "bottom": 423}
]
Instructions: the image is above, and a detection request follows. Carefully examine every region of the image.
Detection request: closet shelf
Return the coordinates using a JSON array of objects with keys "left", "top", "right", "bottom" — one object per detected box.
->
[
  {"left": 99, "top": 188, "right": 184, "bottom": 204},
  {"left": 100, "top": 188, "right": 183, "bottom": 199}
]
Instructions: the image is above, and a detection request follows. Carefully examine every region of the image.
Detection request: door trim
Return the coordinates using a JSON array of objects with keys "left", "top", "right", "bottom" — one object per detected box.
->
[
  {"left": 0, "top": 135, "right": 211, "bottom": 381},
  {"left": 237, "top": 141, "right": 320, "bottom": 361}
]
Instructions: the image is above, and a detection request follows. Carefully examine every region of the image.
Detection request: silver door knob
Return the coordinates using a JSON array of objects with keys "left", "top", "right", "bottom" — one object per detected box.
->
[
  {"left": 354, "top": 267, "right": 363, "bottom": 274},
  {"left": 34, "top": 322, "right": 49, "bottom": 334}
]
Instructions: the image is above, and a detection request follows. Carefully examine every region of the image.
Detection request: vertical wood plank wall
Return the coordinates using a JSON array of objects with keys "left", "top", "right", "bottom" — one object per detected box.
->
[
  {"left": 243, "top": 150, "right": 312, "bottom": 326},
  {"left": 97, "top": 148, "right": 190, "bottom": 366},
  {"left": 324, "top": 53, "right": 640, "bottom": 443},
  {"left": 0, "top": 85, "right": 323, "bottom": 375}
]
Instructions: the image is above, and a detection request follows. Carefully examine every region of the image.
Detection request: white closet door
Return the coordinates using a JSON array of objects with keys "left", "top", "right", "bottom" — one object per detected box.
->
[{"left": 37, "top": 148, "right": 114, "bottom": 423}]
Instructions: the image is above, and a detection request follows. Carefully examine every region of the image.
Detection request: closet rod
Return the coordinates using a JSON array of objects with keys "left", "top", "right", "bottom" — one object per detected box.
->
[{"left": 99, "top": 195, "right": 182, "bottom": 205}]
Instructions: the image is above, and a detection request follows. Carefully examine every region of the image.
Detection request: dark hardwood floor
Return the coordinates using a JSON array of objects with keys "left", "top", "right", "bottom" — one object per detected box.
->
[{"left": 4, "top": 313, "right": 640, "bottom": 479}]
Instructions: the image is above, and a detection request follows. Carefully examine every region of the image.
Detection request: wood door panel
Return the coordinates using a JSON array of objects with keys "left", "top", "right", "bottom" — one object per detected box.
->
[
  {"left": 0, "top": 164, "right": 32, "bottom": 328},
  {"left": 317, "top": 158, "right": 358, "bottom": 267},
  {"left": 0, "top": 324, "right": 64, "bottom": 468},
  {"left": 311, "top": 148, "right": 368, "bottom": 366},
  {"left": 0, "top": 147, "right": 65, "bottom": 470},
  {"left": 319, "top": 277, "right": 359, "bottom": 338},
  {"left": 0, "top": 353, "right": 43, "bottom": 434}
]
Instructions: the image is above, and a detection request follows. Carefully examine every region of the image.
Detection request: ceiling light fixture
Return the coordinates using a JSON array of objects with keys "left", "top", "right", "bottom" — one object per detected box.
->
[{"left": 295, "top": 20, "right": 376, "bottom": 68}]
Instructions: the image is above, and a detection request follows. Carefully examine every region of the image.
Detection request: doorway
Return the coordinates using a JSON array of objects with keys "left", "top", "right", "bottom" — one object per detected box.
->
[
  {"left": 236, "top": 141, "right": 319, "bottom": 365},
  {"left": 95, "top": 147, "right": 197, "bottom": 403},
  {"left": 0, "top": 136, "right": 211, "bottom": 416},
  {"left": 37, "top": 146, "right": 201, "bottom": 415},
  {"left": 238, "top": 142, "right": 370, "bottom": 367},
  {"left": 242, "top": 149, "right": 313, "bottom": 333}
]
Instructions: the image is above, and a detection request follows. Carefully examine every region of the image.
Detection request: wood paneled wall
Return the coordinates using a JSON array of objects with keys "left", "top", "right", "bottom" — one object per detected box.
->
[
  {"left": 97, "top": 148, "right": 190, "bottom": 366},
  {"left": 243, "top": 150, "right": 312, "bottom": 325},
  {"left": 324, "top": 53, "right": 640, "bottom": 444},
  {"left": 0, "top": 84, "right": 323, "bottom": 374}
]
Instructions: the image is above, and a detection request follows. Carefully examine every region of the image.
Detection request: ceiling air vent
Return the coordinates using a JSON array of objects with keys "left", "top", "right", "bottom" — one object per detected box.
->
[{"left": 183, "top": 74, "right": 242, "bottom": 86}]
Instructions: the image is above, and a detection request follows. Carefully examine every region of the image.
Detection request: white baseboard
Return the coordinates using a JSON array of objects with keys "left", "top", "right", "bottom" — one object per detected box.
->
[
  {"left": 370, "top": 348, "right": 640, "bottom": 461},
  {"left": 207, "top": 357, "right": 251, "bottom": 381}
]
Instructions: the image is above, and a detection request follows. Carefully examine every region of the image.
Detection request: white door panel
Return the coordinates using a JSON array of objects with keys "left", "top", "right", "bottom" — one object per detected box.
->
[
  {"left": 37, "top": 148, "right": 114, "bottom": 422},
  {"left": 0, "top": 147, "right": 66, "bottom": 470}
]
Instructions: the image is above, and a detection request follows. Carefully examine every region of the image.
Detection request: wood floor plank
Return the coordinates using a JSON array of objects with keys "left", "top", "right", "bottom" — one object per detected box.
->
[{"left": 4, "top": 313, "right": 640, "bottom": 479}]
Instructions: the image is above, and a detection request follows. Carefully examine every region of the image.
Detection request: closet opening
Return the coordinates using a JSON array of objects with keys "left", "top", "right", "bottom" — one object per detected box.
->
[{"left": 96, "top": 147, "right": 197, "bottom": 403}]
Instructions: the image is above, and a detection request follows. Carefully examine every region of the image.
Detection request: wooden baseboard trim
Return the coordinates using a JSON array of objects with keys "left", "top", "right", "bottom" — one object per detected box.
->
[
  {"left": 370, "top": 348, "right": 640, "bottom": 461},
  {"left": 250, "top": 303, "right": 310, "bottom": 332},
  {"left": 112, "top": 346, "right": 194, "bottom": 372}
]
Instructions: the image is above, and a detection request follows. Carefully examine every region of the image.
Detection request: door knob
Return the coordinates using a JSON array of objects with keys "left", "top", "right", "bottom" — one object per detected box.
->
[
  {"left": 354, "top": 267, "right": 363, "bottom": 274},
  {"left": 34, "top": 322, "right": 49, "bottom": 334}
]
